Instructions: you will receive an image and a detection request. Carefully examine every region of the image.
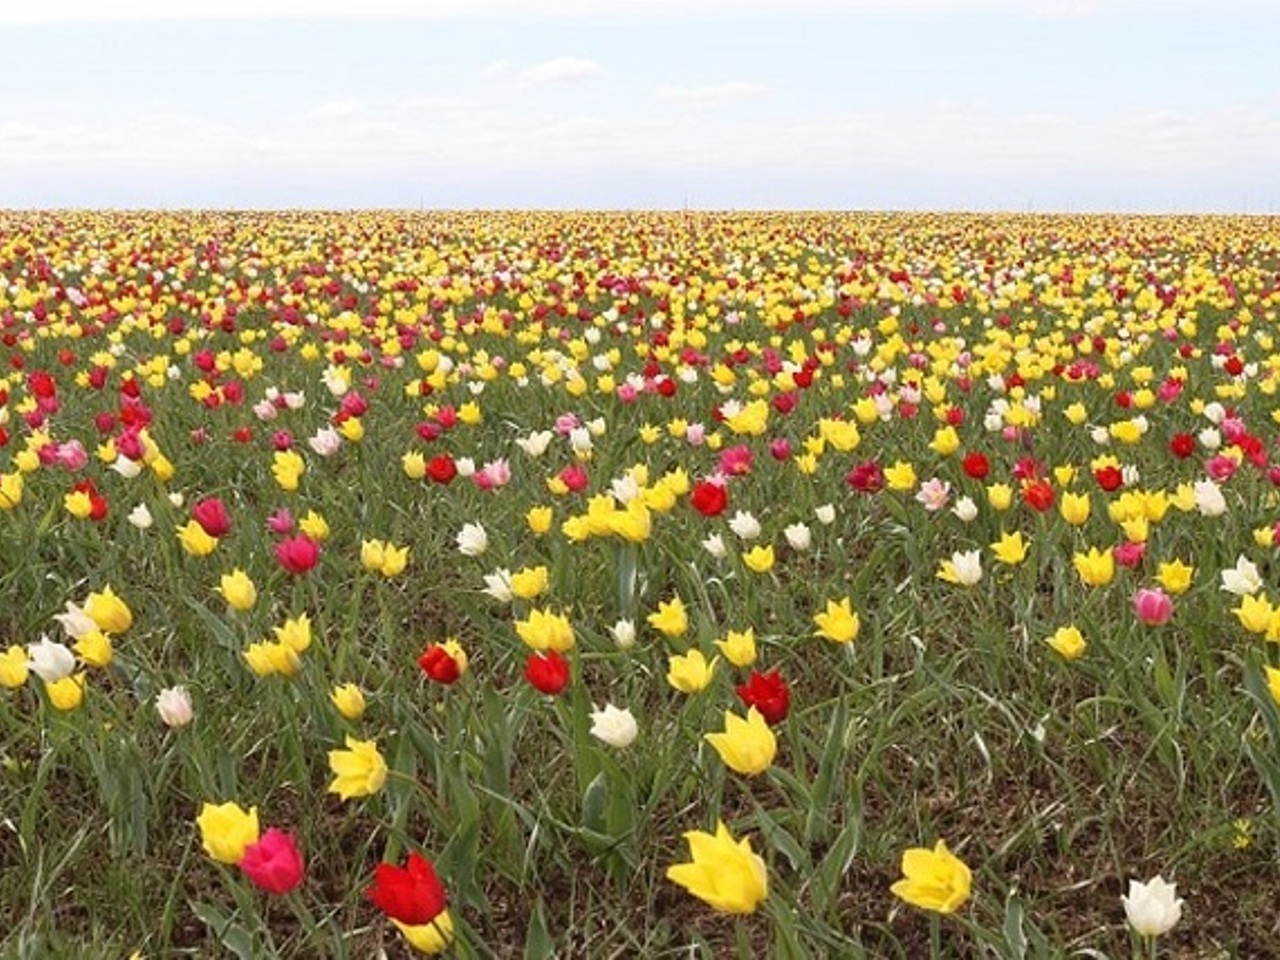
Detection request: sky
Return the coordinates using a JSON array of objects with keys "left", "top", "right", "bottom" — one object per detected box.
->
[{"left": 1, "top": 0, "right": 1277, "bottom": 212}]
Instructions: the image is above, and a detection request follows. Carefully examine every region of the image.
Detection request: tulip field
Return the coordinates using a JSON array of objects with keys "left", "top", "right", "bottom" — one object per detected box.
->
[{"left": 6, "top": 209, "right": 1280, "bottom": 957}]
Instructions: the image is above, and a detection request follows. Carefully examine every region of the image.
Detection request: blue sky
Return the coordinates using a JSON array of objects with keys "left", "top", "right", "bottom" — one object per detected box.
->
[{"left": 1, "top": 0, "right": 1277, "bottom": 211}]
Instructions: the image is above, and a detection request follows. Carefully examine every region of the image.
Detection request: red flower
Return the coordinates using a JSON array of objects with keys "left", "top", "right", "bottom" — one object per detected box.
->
[
  {"left": 736, "top": 669, "right": 790, "bottom": 725},
  {"left": 418, "top": 644, "right": 464, "bottom": 684},
  {"left": 1093, "top": 465, "right": 1124, "bottom": 492},
  {"left": 846, "top": 460, "right": 884, "bottom": 494},
  {"left": 1169, "top": 433, "right": 1195, "bottom": 459},
  {"left": 275, "top": 535, "right": 320, "bottom": 575},
  {"left": 689, "top": 480, "right": 728, "bottom": 517},
  {"left": 1021, "top": 479, "right": 1054, "bottom": 512},
  {"left": 72, "top": 479, "right": 109, "bottom": 522},
  {"left": 523, "top": 651, "right": 570, "bottom": 695},
  {"left": 238, "top": 828, "right": 305, "bottom": 896},
  {"left": 366, "top": 851, "right": 448, "bottom": 926},
  {"left": 192, "top": 496, "right": 232, "bottom": 538},
  {"left": 961, "top": 452, "right": 989, "bottom": 480},
  {"left": 425, "top": 455, "right": 456, "bottom": 485}
]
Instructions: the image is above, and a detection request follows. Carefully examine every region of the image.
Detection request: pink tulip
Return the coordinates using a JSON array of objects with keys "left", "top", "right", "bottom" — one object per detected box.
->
[
  {"left": 275, "top": 535, "right": 320, "bottom": 575},
  {"left": 1133, "top": 587, "right": 1173, "bottom": 626},
  {"left": 238, "top": 828, "right": 305, "bottom": 895}
]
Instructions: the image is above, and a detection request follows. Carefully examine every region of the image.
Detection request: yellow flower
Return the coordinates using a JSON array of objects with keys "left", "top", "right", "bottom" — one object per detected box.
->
[
  {"left": 0, "top": 472, "right": 22, "bottom": 509},
  {"left": 608, "top": 502, "right": 652, "bottom": 543},
  {"left": 1059, "top": 491, "right": 1091, "bottom": 526},
  {"left": 526, "top": 505, "right": 554, "bottom": 535},
  {"left": 195, "top": 801, "right": 260, "bottom": 864},
  {"left": 987, "top": 483, "right": 1013, "bottom": 511},
  {"left": 704, "top": 707, "right": 776, "bottom": 775},
  {"left": 327, "top": 736, "right": 387, "bottom": 800},
  {"left": 360, "top": 539, "right": 388, "bottom": 573},
  {"left": 378, "top": 543, "right": 410, "bottom": 577},
  {"left": 46, "top": 673, "right": 86, "bottom": 710},
  {"left": 1046, "top": 625, "right": 1087, "bottom": 660},
  {"left": 217, "top": 568, "right": 258, "bottom": 611},
  {"left": 509, "top": 565, "right": 550, "bottom": 600},
  {"left": 666, "top": 821, "right": 768, "bottom": 914},
  {"left": 1155, "top": 559, "right": 1195, "bottom": 595},
  {"left": 273, "top": 614, "right": 312, "bottom": 653},
  {"left": 514, "top": 608, "right": 575, "bottom": 652},
  {"left": 1064, "top": 402, "right": 1088, "bottom": 425},
  {"left": 0, "top": 645, "right": 29, "bottom": 688},
  {"left": 272, "top": 449, "right": 305, "bottom": 491},
  {"left": 990, "top": 530, "right": 1029, "bottom": 566},
  {"left": 401, "top": 451, "right": 426, "bottom": 480},
  {"left": 243, "top": 640, "right": 302, "bottom": 677},
  {"left": 890, "top": 839, "right": 972, "bottom": 914},
  {"left": 330, "top": 682, "right": 366, "bottom": 720},
  {"left": 884, "top": 460, "right": 917, "bottom": 492},
  {"left": 1072, "top": 547, "right": 1114, "bottom": 587},
  {"left": 1235, "top": 594, "right": 1274, "bottom": 635},
  {"left": 667, "top": 649, "right": 716, "bottom": 694},
  {"left": 64, "top": 489, "right": 94, "bottom": 519},
  {"left": 741, "top": 545, "right": 775, "bottom": 573},
  {"left": 714, "top": 628, "right": 757, "bottom": 668},
  {"left": 1266, "top": 666, "right": 1280, "bottom": 707},
  {"left": 73, "top": 631, "right": 113, "bottom": 668},
  {"left": 392, "top": 913, "right": 455, "bottom": 956},
  {"left": 84, "top": 585, "right": 133, "bottom": 635},
  {"left": 338, "top": 417, "right": 365, "bottom": 442},
  {"left": 929, "top": 425, "right": 960, "bottom": 456},
  {"left": 647, "top": 597, "right": 689, "bottom": 638},
  {"left": 299, "top": 510, "right": 329, "bottom": 540},
  {"left": 177, "top": 520, "right": 218, "bottom": 557},
  {"left": 813, "top": 597, "right": 859, "bottom": 644}
]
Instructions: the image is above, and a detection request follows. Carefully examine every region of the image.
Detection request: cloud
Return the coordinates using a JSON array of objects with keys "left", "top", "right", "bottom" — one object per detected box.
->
[
  {"left": 655, "top": 82, "right": 771, "bottom": 107},
  {"left": 307, "top": 99, "right": 363, "bottom": 121},
  {"left": 520, "top": 57, "right": 604, "bottom": 85}
]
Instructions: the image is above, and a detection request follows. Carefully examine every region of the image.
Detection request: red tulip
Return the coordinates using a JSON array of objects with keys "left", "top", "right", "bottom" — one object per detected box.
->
[
  {"left": 366, "top": 851, "right": 448, "bottom": 925},
  {"left": 689, "top": 480, "right": 728, "bottom": 517},
  {"left": 275, "top": 535, "right": 320, "bottom": 575},
  {"left": 239, "top": 828, "right": 305, "bottom": 895},
  {"left": 523, "top": 651, "right": 570, "bottom": 695},
  {"left": 192, "top": 496, "right": 232, "bottom": 538},
  {"left": 736, "top": 669, "right": 790, "bottom": 725},
  {"left": 425, "top": 455, "right": 456, "bottom": 485}
]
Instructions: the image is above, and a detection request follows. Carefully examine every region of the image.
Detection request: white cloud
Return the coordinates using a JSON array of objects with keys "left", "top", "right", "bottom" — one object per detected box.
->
[
  {"left": 520, "top": 57, "right": 604, "bottom": 85},
  {"left": 307, "top": 99, "right": 363, "bottom": 121},
  {"left": 656, "top": 82, "right": 771, "bottom": 107}
]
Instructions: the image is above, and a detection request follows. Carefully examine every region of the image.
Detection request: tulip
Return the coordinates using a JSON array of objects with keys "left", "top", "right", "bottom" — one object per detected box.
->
[
  {"left": 813, "top": 597, "right": 859, "bottom": 644},
  {"left": 191, "top": 496, "right": 232, "bottom": 538},
  {"left": 239, "top": 828, "right": 305, "bottom": 895},
  {"left": 523, "top": 651, "right": 570, "bottom": 695},
  {"left": 705, "top": 707, "right": 777, "bottom": 775},
  {"left": 275, "top": 535, "right": 320, "bottom": 575},
  {"left": 0, "top": 645, "right": 29, "bottom": 688},
  {"left": 84, "top": 585, "right": 132, "bottom": 635},
  {"left": 514, "top": 609, "right": 575, "bottom": 653},
  {"left": 890, "top": 839, "right": 972, "bottom": 913},
  {"left": 330, "top": 682, "right": 366, "bottom": 719},
  {"left": 419, "top": 640, "right": 468, "bottom": 684},
  {"left": 666, "top": 821, "right": 767, "bottom": 914},
  {"left": 714, "top": 628, "right": 757, "bottom": 668},
  {"left": 155, "top": 685, "right": 194, "bottom": 727},
  {"left": 736, "top": 669, "right": 790, "bottom": 724},
  {"left": 1133, "top": 587, "right": 1173, "bottom": 626},
  {"left": 589, "top": 703, "right": 638, "bottom": 748},
  {"left": 217, "top": 569, "right": 258, "bottom": 612},
  {"left": 1046, "top": 625, "right": 1087, "bottom": 660},
  {"left": 667, "top": 649, "right": 715, "bottom": 694},
  {"left": 1122, "top": 875, "right": 1183, "bottom": 938},
  {"left": 327, "top": 737, "right": 387, "bottom": 800},
  {"left": 646, "top": 597, "right": 688, "bottom": 638},
  {"left": 196, "top": 801, "right": 260, "bottom": 865}
]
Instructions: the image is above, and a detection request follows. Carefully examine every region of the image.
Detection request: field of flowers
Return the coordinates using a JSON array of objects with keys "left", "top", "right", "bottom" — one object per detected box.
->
[{"left": 2, "top": 210, "right": 1280, "bottom": 958}]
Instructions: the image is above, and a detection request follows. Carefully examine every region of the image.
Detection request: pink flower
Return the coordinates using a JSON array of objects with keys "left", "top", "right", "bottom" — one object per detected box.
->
[
  {"left": 718, "top": 445, "right": 754, "bottom": 477},
  {"left": 275, "top": 535, "right": 320, "bottom": 575},
  {"left": 238, "top": 828, "right": 305, "bottom": 895},
  {"left": 559, "top": 463, "right": 589, "bottom": 493},
  {"left": 616, "top": 382, "right": 638, "bottom": 403},
  {"left": 55, "top": 440, "right": 89, "bottom": 471},
  {"left": 1133, "top": 587, "right": 1173, "bottom": 626},
  {"left": 192, "top": 497, "right": 232, "bottom": 538},
  {"left": 266, "top": 508, "right": 294, "bottom": 535},
  {"left": 554, "top": 413, "right": 580, "bottom": 435},
  {"left": 1113, "top": 541, "right": 1146, "bottom": 568},
  {"left": 768, "top": 438, "right": 792, "bottom": 460},
  {"left": 473, "top": 458, "right": 512, "bottom": 491},
  {"left": 1204, "top": 455, "right": 1237, "bottom": 483}
]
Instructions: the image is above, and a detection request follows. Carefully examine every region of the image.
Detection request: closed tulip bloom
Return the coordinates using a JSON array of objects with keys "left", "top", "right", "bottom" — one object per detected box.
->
[
  {"left": 736, "top": 669, "right": 790, "bottom": 725},
  {"left": 84, "top": 585, "right": 132, "bottom": 635},
  {"left": 217, "top": 568, "right": 258, "bottom": 611},
  {"left": 239, "top": 828, "right": 305, "bottom": 895},
  {"left": 509, "top": 565, "right": 550, "bottom": 600},
  {"left": 191, "top": 496, "right": 232, "bottom": 538},
  {"left": 196, "top": 801, "right": 260, "bottom": 864},
  {"left": 455, "top": 522, "right": 488, "bottom": 557},
  {"left": 177, "top": 520, "right": 219, "bottom": 557},
  {"left": 813, "top": 597, "right": 859, "bottom": 644},
  {"left": 1155, "top": 559, "right": 1195, "bottom": 595},
  {"left": 714, "top": 628, "right": 757, "bottom": 668},
  {"left": 327, "top": 736, "right": 387, "bottom": 800},
  {"left": 45, "top": 672, "right": 86, "bottom": 710},
  {"left": 1122, "top": 875, "right": 1183, "bottom": 937},
  {"left": 1133, "top": 587, "right": 1173, "bottom": 626},
  {"left": 419, "top": 640, "right": 468, "bottom": 683},
  {"left": 73, "top": 631, "right": 112, "bottom": 668},
  {"left": 330, "top": 682, "right": 366, "bottom": 719},
  {"left": 705, "top": 707, "right": 777, "bottom": 775},
  {"left": 1059, "top": 491, "right": 1091, "bottom": 526},
  {"left": 27, "top": 637, "right": 76, "bottom": 683},
  {"left": 891, "top": 839, "right": 972, "bottom": 914},
  {"left": 667, "top": 649, "right": 716, "bottom": 694},
  {"left": 273, "top": 614, "right": 312, "bottom": 654},
  {"left": 526, "top": 505, "right": 554, "bottom": 534},
  {"left": 1265, "top": 666, "right": 1280, "bottom": 706},
  {"left": 360, "top": 539, "right": 388, "bottom": 573},
  {"left": 0, "top": 645, "right": 29, "bottom": 688},
  {"left": 366, "top": 851, "right": 454, "bottom": 955},
  {"left": 523, "top": 651, "right": 571, "bottom": 695},
  {"left": 243, "top": 640, "right": 302, "bottom": 678},
  {"left": 741, "top": 545, "right": 775, "bottom": 573},
  {"left": 275, "top": 535, "right": 320, "bottom": 575},
  {"left": 155, "top": 685, "right": 194, "bottom": 727},
  {"left": 666, "top": 821, "right": 768, "bottom": 914},
  {"left": 589, "top": 703, "right": 638, "bottom": 748}
]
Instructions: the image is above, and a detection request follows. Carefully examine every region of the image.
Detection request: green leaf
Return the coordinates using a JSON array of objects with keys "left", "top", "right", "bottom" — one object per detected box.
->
[{"left": 190, "top": 900, "right": 259, "bottom": 960}]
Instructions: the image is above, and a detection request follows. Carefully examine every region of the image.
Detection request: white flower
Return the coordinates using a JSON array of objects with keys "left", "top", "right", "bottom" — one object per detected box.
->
[
  {"left": 569, "top": 427, "right": 593, "bottom": 454},
  {"left": 155, "top": 686, "right": 194, "bottom": 728},
  {"left": 252, "top": 399, "right": 278, "bottom": 422},
  {"left": 814, "top": 504, "right": 836, "bottom": 525},
  {"left": 321, "top": 365, "right": 349, "bottom": 397},
  {"left": 701, "top": 533, "right": 727, "bottom": 559},
  {"left": 1198, "top": 426, "right": 1221, "bottom": 451},
  {"left": 515, "top": 430, "right": 553, "bottom": 458},
  {"left": 27, "top": 637, "right": 76, "bottom": 683},
  {"left": 587, "top": 417, "right": 607, "bottom": 437},
  {"left": 589, "top": 703, "right": 638, "bottom": 748},
  {"left": 481, "top": 568, "right": 514, "bottom": 603},
  {"left": 283, "top": 391, "right": 306, "bottom": 410},
  {"left": 110, "top": 456, "right": 144, "bottom": 479},
  {"left": 952, "top": 496, "right": 979, "bottom": 522},
  {"left": 943, "top": 549, "right": 984, "bottom": 586},
  {"left": 610, "top": 473, "right": 640, "bottom": 505},
  {"left": 127, "top": 504, "right": 154, "bottom": 529},
  {"left": 167, "top": 492, "right": 185, "bottom": 508},
  {"left": 1193, "top": 479, "right": 1227, "bottom": 517},
  {"left": 1090, "top": 426, "right": 1111, "bottom": 445},
  {"left": 610, "top": 619, "right": 636, "bottom": 649},
  {"left": 1122, "top": 875, "right": 1183, "bottom": 938},
  {"left": 783, "top": 523, "right": 812, "bottom": 552},
  {"left": 53, "top": 602, "right": 97, "bottom": 641},
  {"left": 1220, "top": 555, "right": 1262, "bottom": 596},
  {"left": 308, "top": 426, "right": 342, "bottom": 457},
  {"left": 1202, "top": 402, "right": 1226, "bottom": 425},
  {"left": 727, "top": 510, "right": 762, "bottom": 541},
  {"left": 456, "top": 523, "right": 488, "bottom": 557},
  {"left": 454, "top": 457, "right": 476, "bottom": 478}
]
